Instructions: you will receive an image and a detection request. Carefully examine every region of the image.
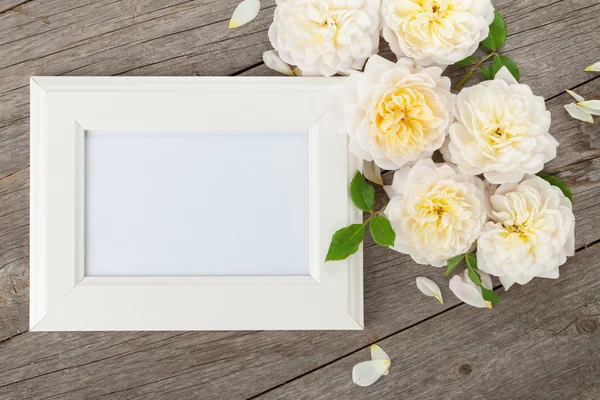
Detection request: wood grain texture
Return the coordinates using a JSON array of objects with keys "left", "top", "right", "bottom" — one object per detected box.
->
[
  {"left": 256, "top": 240, "right": 600, "bottom": 400},
  {"left": 0, "top": 167, "right": 29, "bottom": 341},
  {"left": 0, "top": 0, "right": 599, "bottom": 398},
  {"left": 0, "top": 0, "right": 278, "bottom": 178}
]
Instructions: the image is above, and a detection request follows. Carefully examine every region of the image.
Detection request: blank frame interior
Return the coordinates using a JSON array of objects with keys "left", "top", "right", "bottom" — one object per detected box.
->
[{"left": 85, "top": 129, "right": 310, "bottom": 277}]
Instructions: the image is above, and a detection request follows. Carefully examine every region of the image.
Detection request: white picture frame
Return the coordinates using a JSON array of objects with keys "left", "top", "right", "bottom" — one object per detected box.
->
[{"left": 29, "top": 76, "right": 363, "bottom": 331}]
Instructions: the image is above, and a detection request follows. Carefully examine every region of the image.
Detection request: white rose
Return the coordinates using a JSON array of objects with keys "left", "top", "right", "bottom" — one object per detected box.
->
[
  {"left": 477, "top": 175, "right": 575, "bottom": 290},
  {"left": 444, "top": 67, "right": 558, "bottom": 184},
  {"left": 381, "top": 0, "right": 494, "bottom": 66},
  {"left": 342, "top": 55, "right": 454, "bottom": 170},
  {"left": 268, "top": 0, "right": 380, "bottom": 77},
  {"left": 384, "top": 159, "right": 486, "bottom": 267}
]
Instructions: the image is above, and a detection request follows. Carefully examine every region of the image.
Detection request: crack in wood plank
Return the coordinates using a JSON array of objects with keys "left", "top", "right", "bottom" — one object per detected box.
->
[
  {"left": 152, "top": 238, "right": 600, "bottom": 399},
  {"left": 0, "top": 0, "right": 33, "bottom": 15},
  {"left": 249, "top": 240, "right": 600, "bottom": 400}
]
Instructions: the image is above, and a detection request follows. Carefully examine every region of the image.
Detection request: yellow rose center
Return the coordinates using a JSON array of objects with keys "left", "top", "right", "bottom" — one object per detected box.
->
[
  {"left": 400, "top": 0, "right": 452, "bottom": 23},
  {"left": 482, "top": 116, "right": 528, "bottom": 155},
  {"left": 406, "top": 181, "right": 472, "bottom": 244},
  {"left": 495, "top": 191, "right": 551, "bottom": 245},
  {"left": 392, "top": 0, "right": 469, "bottom": 47},
  {"left": 506, "top": 224, "right": 526, "bottom": 235},
  {"left": 307, "top": 4, "right": 356, "bottom": 43},
  {"left": 371, "top": 85, "right": 442, "bottom": 158}
]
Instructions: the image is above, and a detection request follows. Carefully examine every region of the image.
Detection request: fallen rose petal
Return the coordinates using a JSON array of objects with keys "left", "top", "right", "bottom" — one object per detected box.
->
[
  {"left": 363, "top": 160, "right": 383, "bottom": 186},
  {"left": 262, "top": 50, "right": 294, "bottom": 76},
  {"left": 449, "top": 270, "right": 492, "bottom": 309},
  {"left": 370, "top": 344, "right": 390, "bottom": 376},
  {"left": 584, "top": 62, "right": 600, "bottom": 72},
  {"left": 416, "top": 277, "right": 443, "bottom": 304},
  {"left": 352, "top": 359, "right": 391, "bottom": 387},
  {"left": 228, "top": 0, "right": 260, "bottom": 29},
  {"left": 564, "top": 103, "right": 594, "bottom": 123},
  {"left": 480, "top": 270, "right": 493, "bottom": 290},
  {"left": 565, "top": 89, "right": 585, "bottom": 102},
  {"left": 578, "top": 100, "right": 600, "bottom": 116}
]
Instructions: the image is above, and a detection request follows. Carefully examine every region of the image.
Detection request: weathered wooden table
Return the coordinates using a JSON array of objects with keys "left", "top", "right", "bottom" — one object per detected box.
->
[{"left": 1, "top": 0, "right": 599, "bottom": 398}]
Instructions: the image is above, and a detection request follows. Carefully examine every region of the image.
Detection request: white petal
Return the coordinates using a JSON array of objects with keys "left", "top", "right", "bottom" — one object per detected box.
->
[
  {"left": 480, "top": 271, "right": 493, "bottom": 290},
  {"left": 416, "top": 277, "right": 444, "bottom": 304},
  {"left": 363, "top": 160, "right": 383, "bottom": 185},
  {"left": 449, "top": 271, "right": 491, "bottom": 309},
  {"left": 499, "top": 275, "right": 515, "bottom": 291},
  {"left": 370, "top": 344, "right": 391, "bottom": 376},
  {"left": 228, "top": 0, "right": 260, "bottom": 29},
  {"left": 537, "top": 267, "right": 560, "bottom": 279},
  {"left": 291, "top": 67, "right": 302, "bottom": 76},
  {"left": 383, "top": 185, "right": 395, "bottom": 199},
  {"left": 565, "top": 89, "right": 585, "bottom": 102},
  {"left": 578, "top": 100, "right": 600, "bottom": 116},
  {"left": 352, "top": 360, "right": 390, "bottom": 387},
  {"left": 584, "top": 62, "right": 600, "bottom": 72},
  {"left": 494, "top": 66, "right": 518, "bottom": 85},
  {"left": 262, "top": 50, "right": 294, "bottom": 76},
  {"left": 564, "top": 103, "right": 594, "bottom": 123},
  {"left": 365, "top": 55, "right": 396, "bottom": 70},
  {"left": 385, "top": 167, "right": 411, "bottom": 198}
]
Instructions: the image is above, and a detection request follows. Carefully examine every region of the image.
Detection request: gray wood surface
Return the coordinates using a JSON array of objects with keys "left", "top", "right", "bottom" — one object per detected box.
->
[{"left": 0, "top": 0, "right": 599, "bottom": 399}]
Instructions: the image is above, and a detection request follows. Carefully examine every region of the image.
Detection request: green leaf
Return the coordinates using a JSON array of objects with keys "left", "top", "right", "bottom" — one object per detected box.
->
[
  {"left": 465, "top": 253, "right": 478, "bottom": 270},
  {"left": 479, "top": 66, "right": 493, "bottom": 80},
  {"left": 481, "top": 287, "right": 502, "bottom": 304},
  {"left": 369, "top": 216, "right": 396, "bottom": 247},
  {"left": 480, "top": 11, "right": 506, "bottom": 51},
  {"left": 456, "top": 55, "right": 476, "bottom": 67},
  {"left": 491, "top": 55, "right": 520, "bottom": 81},
  {"left": 465, "top": 253, "right": 482, "bottom": 285},
  {"left": 445, "top": 254, "right": 465, "bottom": 276},
  {"left": 537, "top": 173, "right": 574, "bottom": 204},
  {"left": 325, "top": 224, "right": 365, "bottom": 262},
  {"left": 467, "top": 267, "right": 483, "bottom": 287},
  {"left": 350, "top": 171, "right": 375, "bottom": 212}
]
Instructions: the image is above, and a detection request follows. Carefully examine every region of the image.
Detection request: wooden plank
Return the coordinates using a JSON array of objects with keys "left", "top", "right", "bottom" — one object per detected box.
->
[
  {"left": 0, "top": 0, "right": 278, "bottom": 178},
  {"left": 254, "top": 241, "right": 600, "bottom": 400},
  {"left": 0, "top": 1, "right": 37, "bottom": 15},
  {"left": 0, "top": 0, "right": 275, "bottom": 88},
  {"left": 0, "top": 167, "right": 29, "bottom": 341}
]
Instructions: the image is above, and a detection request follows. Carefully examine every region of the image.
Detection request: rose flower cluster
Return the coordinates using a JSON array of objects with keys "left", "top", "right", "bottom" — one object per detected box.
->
[
  {"left": 345, "top": 56, "right": 574, "bottom": 306},
  {"left": 266, "top": 0, "right": 574, "bottom": 307}
]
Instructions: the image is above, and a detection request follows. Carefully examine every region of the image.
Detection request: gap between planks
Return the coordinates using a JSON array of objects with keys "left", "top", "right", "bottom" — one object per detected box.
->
[{"left": 245, "top": 237, "right": 600, "bottom": 400}]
